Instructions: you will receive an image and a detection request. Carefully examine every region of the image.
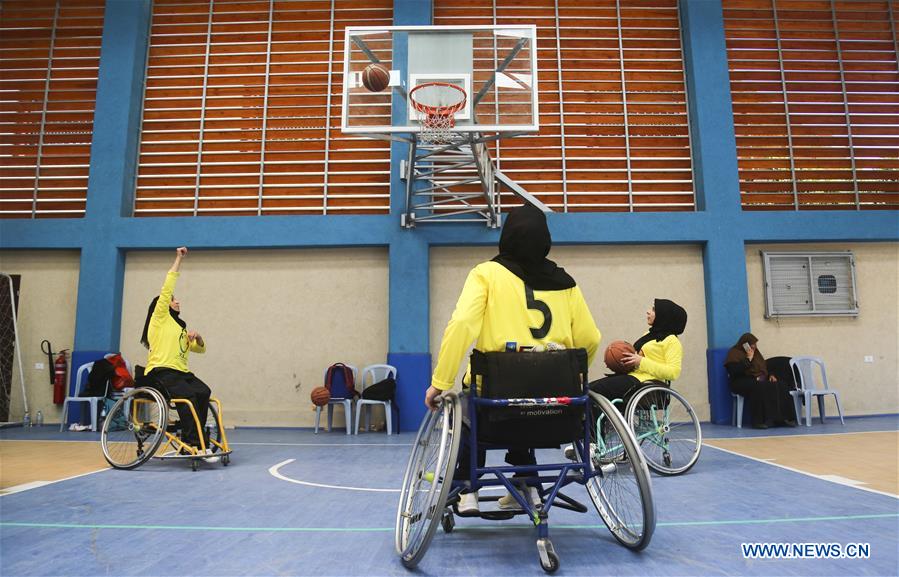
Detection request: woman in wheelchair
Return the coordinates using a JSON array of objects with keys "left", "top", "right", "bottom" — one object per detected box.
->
[
  {"left": 405, "top": 206, "right": 655, "bottom": 572},
  {"left": 589, "top": 298, "right": 687, "bottom": 402},
  {"left": 584, "top": 298, "right": 702, "bottom": 476},
  {"left": 139, "top": 246, "right": 217, "bottom": 462},
  {"left": 424, "top": 204, "right": 602, "bottom": 514}
]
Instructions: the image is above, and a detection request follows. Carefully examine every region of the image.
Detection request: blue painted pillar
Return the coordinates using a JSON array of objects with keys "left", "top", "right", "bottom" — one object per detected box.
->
[
  {"left": 681, "top": 0, "right": 748, "bottom": 423},
  {"left": 388, "top": 0, "right": 433, "bottom": 432},
  {"left": 74, "top": 0, "right": 150, "bottom": 353}
]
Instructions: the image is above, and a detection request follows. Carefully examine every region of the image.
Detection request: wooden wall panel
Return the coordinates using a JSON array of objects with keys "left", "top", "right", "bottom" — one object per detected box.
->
[
  {"left": 135, "top": 0, "right": 392, "bottom": 217},
  {"left": 724, "top": 0, "right": 899, "bottom": 210},
  {"left": 435, "top": 0, "right": 694, "bottom": 212},
  {"left": 0, "top": 0, "right": 104, "bottom": 218}
]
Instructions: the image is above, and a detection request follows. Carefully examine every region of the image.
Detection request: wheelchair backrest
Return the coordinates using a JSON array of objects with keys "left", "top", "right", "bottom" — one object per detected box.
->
[{"left": 469, "top": 348, "right": 588, "bottom": 448}]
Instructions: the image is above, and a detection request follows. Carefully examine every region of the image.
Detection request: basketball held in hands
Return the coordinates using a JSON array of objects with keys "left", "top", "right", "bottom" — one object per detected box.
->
[
  {"left": 604, "top": 340, "right": 637, "bottom": 374},
  {"left": 362, "top": 63, "right": 390, "bottom": 92}
]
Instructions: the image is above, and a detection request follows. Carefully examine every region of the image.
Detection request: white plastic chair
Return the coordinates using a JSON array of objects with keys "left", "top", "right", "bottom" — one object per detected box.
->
[
  {"left": 732, "top": 393, "right": 745, "bottom": 429},
  {"left": 354, "top": 364, "right": 397, "bottom": 435},
  {"left": 788, "top": 356, "right": 845, "bottom": 427},
  {"left": 314, "top": 364, "right": 358, "bottom": 435},
  {"left": 59, "top": 357, "right": 133, "bottom": 432}
]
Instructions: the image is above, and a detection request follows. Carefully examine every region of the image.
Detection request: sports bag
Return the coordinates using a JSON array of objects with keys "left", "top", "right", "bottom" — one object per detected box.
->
[
  {"left": 361, "top": 376, "right": 396, "bottom": 401},
  {"left": 324, "top": 363, "right": 358, "bottom": 399}
]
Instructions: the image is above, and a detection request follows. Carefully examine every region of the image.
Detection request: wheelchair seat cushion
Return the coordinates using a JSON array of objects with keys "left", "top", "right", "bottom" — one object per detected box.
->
[{"left": 469, "top": 348, "right": 588, "bottom": 448}]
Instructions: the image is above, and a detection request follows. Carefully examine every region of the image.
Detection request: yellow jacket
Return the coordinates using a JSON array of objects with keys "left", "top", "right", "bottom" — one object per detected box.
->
[
  {"left": 145, "top": 272, "right": 205, "bottom": 374},
  {"left": 432, "top": 261, "right": 601, "bottom": 390},
  {"left": 630, "top": 333, "right": 682, "bottom": 383}
]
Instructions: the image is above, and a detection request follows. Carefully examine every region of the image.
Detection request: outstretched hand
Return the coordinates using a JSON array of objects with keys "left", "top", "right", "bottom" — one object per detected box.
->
[{"left": 176, "top": 247, "right": 188, "bottom": 258}]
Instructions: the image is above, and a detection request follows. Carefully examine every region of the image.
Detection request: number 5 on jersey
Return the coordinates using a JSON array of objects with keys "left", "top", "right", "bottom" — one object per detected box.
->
[{"left": 525, "top": 286, "right": 552, "bottom": 339}]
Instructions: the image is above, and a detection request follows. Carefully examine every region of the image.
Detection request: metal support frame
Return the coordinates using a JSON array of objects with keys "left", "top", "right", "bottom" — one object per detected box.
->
[
  {"left": 771, "top": 0, "right": 800, "bottom": 210},
  {"left": 31, "top": 1, "right": 61, "bottom": 219},
  {"left": 401, "top": 132, "right": 549, "bottom": 228},
  {"left": 830, "top": 0, "right": 860, "bottom": 210}
]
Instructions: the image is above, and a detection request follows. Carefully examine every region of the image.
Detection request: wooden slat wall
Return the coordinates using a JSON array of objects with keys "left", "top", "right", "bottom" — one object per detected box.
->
[
  {"left": 0, "top": 0, "right": 104, "bottom": 219},
  {"left": 725, "top": 0, "right": 899, "bottom": 210},
  {"left": 434, "top": 0, "right": 694, "bottom": 212},
  {"left": 135, "top": 0, "right": 392, "bottom": 217}
]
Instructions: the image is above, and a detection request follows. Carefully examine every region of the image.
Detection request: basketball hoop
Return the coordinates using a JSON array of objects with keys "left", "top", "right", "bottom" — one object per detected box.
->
[{"left": 408, "top": 82, "right": 467, "bottom": 144}]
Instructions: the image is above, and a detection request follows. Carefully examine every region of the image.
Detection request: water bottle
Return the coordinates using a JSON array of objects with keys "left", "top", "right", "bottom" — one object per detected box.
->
[
  {"left": 23, "top": 411, "right": 31, "bottom": 427},
  {"left": 35, "top": 410, "right": 44, "bottom": 427}
]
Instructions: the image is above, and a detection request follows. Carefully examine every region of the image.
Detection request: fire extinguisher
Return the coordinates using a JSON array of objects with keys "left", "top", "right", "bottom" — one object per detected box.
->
[{"left": 53, "top": 349, "right": 69, "bottom": 405}]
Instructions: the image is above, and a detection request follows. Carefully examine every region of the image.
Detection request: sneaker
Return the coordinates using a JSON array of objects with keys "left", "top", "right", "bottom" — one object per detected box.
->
[
  {"left": 498, "top": 486, "right": 541, "bottom": 510},
  {"left": 202, "top": 449, "right": 221, "bottom": 463},
  {"left": 457, "top": 491, "right": 479, "bottom": 515},
  {"left": 564, "top": 443, "right": 599, "bottom": 463}
]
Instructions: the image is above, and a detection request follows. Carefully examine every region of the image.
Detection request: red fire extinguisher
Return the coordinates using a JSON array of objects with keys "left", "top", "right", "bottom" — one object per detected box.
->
[{"left": 53, "top": 349, "right": 69, "bottom": 405}]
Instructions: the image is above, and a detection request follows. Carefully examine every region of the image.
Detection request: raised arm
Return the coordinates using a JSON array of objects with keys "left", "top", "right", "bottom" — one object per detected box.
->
[
  {"left": 170, "top": 246, "right": 186, "bottom": 273},
  {"left": 154, "top": 247, "right": 187, "bottom": 319}
]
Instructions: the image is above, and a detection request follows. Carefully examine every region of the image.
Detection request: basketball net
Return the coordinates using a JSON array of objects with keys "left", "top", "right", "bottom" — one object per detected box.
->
[{"left": 409, "top": 82, "right": 467, "bottom": 145}]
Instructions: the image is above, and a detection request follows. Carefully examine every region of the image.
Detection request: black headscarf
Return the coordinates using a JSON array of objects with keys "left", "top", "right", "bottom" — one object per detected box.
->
[
  {"left": 140, "top": 296, "right": 186, "bottom": 349},
  {"left": 491, "top": 204, "right": 575, "bottom": 290},
  {"left": 633, "top": 298, "right": 687, "bottom": 353}
]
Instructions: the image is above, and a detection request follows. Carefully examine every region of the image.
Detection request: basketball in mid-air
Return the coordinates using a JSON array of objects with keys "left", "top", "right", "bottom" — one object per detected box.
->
[
  {"left": 361, "top": 63, "right": 390, "bottom": 92},
  {"left": 604, "top": 340, "right": 637, "bottom": 374},
  {"left": 310, "top": 386, "right": 331, "bottom": 407}
]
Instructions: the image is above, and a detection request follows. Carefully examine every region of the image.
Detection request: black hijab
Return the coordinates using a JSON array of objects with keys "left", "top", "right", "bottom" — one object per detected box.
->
[
  {"left": 140, "top": 296, "right": 186, "bottom": 349},
  {"left": 633, "top": 298, "right": 687, "bottom": 353},
  {"left": 492, "top": 204, "right": 575, "bottom": 290}
]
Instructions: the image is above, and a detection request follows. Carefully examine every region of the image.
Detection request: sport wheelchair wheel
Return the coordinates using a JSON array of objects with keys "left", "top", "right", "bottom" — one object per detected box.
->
[
  {"left": 585, "top": 391, "right": 655, "bottom": 550},
  {"left": 626, "top": 385, "right": 701, "bottom": 475},
  {"left": 395, "top": 392, "right": 462, "bottom": 569},
  {"left": 101, "top": 388, "right": 167, "bottom": 469}
]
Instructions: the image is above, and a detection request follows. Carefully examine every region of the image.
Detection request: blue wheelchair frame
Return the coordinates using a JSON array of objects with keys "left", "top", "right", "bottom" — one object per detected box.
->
[
  {"left": 450, "top": 390, "right": 596, "bottom": 530},
  {"left": 396, "top": 349, "right": 655, "bottom": 573}
]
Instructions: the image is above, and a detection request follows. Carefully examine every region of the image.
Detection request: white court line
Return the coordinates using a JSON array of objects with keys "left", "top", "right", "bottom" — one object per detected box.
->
[
  {"left": 703, "top": 444, "right": 898, "bottom": 500},
  {"left": 704, "top": 429, "right": 898, "bottom": 441},
  {"left": 269, "top": 459, "right": 400, "bottom": 492},
  {"left": 0, "top": 467, "right": 109, "bottom": 497},
  {"left": 268, "top": 458, "right": 504, "bottom": 493}
]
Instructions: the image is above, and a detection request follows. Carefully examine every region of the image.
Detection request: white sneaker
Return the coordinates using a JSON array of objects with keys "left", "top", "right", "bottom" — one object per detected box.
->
[
  {"left": 563, "top": 444, "right": 576, "bottom": 460},
  {"left": 457, "top": 491, "right": 479, "bottom": 514},
  {"left": 498, "top": 486, "right": 541, "bottom": 510},
  {"left": 202, "top": 449, "right": 221, "bottom": 463}
]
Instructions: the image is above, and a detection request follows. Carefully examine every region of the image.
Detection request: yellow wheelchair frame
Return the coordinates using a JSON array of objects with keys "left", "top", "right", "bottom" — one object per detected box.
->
[{"left": 100, "top": 387, "right": 232, "bottom": 471}]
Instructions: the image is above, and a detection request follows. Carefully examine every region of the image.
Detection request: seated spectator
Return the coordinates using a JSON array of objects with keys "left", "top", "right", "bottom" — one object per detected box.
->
[{"left": 725, "top": 333, "right": 797, "bottom": 429}]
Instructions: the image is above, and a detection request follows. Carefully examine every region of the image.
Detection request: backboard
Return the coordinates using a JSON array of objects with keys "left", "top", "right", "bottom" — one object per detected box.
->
[{"left": 341, "top": 25, "right": 538, "bottom": 137}]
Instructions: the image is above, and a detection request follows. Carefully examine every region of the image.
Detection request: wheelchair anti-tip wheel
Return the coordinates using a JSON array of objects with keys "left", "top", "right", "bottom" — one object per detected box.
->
[
  {"left": 101, "top": 388, "right": 167, "bottom": 470},
  {"left": 626, "top": 385, "right": 701, "bottom": 476},
  {"left": 585, "top": 391, "right": 655, "bottom": 550},
  {"left": 395, "top": 392, "right": 462, "bottom": 569}
]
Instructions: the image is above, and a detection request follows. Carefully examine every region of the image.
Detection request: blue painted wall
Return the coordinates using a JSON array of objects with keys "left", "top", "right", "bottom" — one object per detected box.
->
[{"left": 1, "top": 1, "right": 896, "bottom": 429}]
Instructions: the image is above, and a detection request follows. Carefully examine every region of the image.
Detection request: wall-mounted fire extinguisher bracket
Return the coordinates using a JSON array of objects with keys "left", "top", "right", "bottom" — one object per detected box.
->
[{"left": 53, "top": 349, "right": 69, "bottom": 405}]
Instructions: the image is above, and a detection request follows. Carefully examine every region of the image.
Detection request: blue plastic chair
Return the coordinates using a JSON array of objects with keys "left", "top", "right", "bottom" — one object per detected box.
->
[
  {"left": 732, "top": 393, "right": 745, "bottom": 429},
  {"left": 788, "top": 356, "right": 845, "bottom": 427},
  {"left": 314, "top": 364, "right": 357, "bottom": 435}
]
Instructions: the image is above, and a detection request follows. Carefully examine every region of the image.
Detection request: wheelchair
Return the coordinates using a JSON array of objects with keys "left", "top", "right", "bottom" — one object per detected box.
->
[
  {"left": 615, "top": 381, "right": 702, "bottom": 476},
  {"left": 99, "top": 384, "right": 232, "bottom": 472},
  {"left": 395, "top": 349, "right": 655, "bottom": 573}
]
